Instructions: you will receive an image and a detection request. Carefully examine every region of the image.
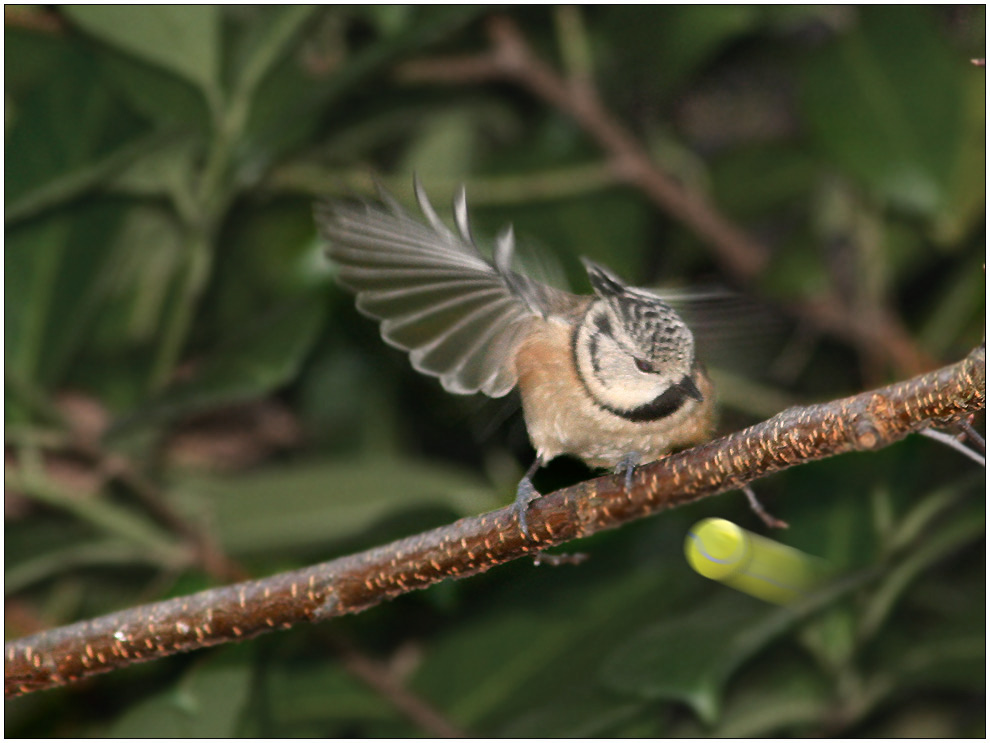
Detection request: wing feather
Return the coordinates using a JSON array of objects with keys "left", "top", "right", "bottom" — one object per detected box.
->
[{"left": 316, "top": 178, "right": 567, "bottom": 397}]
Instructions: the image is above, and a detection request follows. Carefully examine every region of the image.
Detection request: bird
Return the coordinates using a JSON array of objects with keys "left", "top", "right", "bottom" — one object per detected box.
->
[{"left": 315, "top": 177, "right": 717, "bottom": 537}]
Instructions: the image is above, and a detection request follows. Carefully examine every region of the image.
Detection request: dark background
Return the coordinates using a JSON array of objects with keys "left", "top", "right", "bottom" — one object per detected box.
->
[{"left": 5, "top": 6, "right": 985, "bottom": 736}]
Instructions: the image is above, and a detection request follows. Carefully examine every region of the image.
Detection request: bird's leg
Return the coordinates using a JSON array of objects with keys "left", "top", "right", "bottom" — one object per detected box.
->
[
  {"left": 614, "top": 453, "right": 641, "bottom": 491},
  {"left": 514, "top": 456, "right": 544, "bottom": 539}
]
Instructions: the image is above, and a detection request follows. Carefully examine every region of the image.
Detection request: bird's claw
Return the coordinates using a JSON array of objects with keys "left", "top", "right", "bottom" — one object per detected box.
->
[
  {"left": 514, "top": 477, "right": 541, "bottom": 539},
  {"left": 614, "top": 453, "right": 640, "bottom": 490}
]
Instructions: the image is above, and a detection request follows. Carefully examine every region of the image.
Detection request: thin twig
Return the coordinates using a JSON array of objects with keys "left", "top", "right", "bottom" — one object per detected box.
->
[
  {"left": 325, "top": 636, "right": 466, "bottom": 738},
  {"left": 532, "top": 551, "right": 590, "bottom": 567},
  {"left": 918, "top": 428, "right": 986, "bottom": 467},
  {"left": 4, "top": 6, "right": 65, "bottom": 34},
  {"left": 741, "top": 484, "right": 789, "bottom": 529},
  {"left": 798, "top": 297, "right": 933, "bottom": 378},
  {"left": 5, "top": 344, "right": 984, "bottom": 698},
  {"left": 98, "top": 453, "right": 250, "bottom": 583},
  {"left": 9, "top": 425, "right": 249, "bottom": 584},
  {"left": 960, "top": 418, "right": 986, "bottom": 453},
  {"left": 399, "top": 16, "right": 769, "bottom": 282}
]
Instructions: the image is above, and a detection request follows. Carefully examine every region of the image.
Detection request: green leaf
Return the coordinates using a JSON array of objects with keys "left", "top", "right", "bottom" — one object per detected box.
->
[
  {"left": 892, "top": 633, "right": 986, "bottom": 694},
  {"left": 230, "top": 5, "right": 316, "bottom": 101},
  {"left": 800, "top": 7, "right": 964, "bottom": 214},
  {"left": 496, "top": 191, "right": 651, "bottom": 285},
  {"left": 497, "top": 687, "right": 644, "bottom": 738},
  {"left": 5, "top": 204, "right": 127, "bottom": 391},
  {"left": 5, "top": 26, "right": 72, "bottom": 98},
  {"left": 863, "top": 575, "right": 985, "bottom": 714},
  {"left": 97, "top": 45, "right": 211, "bottom": 132},
  {"left": 119, "top": 292, "right": 327, "bottom": 428},
  {"left": 178, "top": 458, "right": 499, "bottom": 556},
  {"left": 710, "top": 143, "right": 818, "bottom": 219},
  {"left": 109, "top": 649, "right": 253, "bottom": 737},
  {"left": 919, "top": 262, "right": 987, "bottom": 357},
  {"left": 602, "top": 6, "right": 760, "bottom": 99},
  {"left": 10, "top": 469, "right": 185, "bottom": 566},
  {"left": 220, "top": 6, "right": 318, "bottom": 167},
  {"left": 4, "top": 42, "right": 150, "bottom": 393},
  {"left": 106, "top": 138, "right": 200, "bottom": 202},
  {"left": 6, "top": 132, "right": 174, "bottom": 223},
  {"left": 658, "top": 6, "right": 760, "bottom": 83},
  {"left": 5, "top": 45, "right": 138, "bottom": 203},
  {"left": 5, "top": 540, "right": 171, "bottom": 594},
  {"left": 5, "top": 218, "right": 69, "bottom": 385},
  {"left": 259, "top": 661, "right": 396, "bottom": 734},
  {"left": 600, "top": 569, "right": 872, "bottom": 724},
  {"left": 246, "top": 5, "right": 485, "bottom": 161},
  {"left": 931, "top": 73, "right": 988, "bottom": 245},
  {"left": 600, "top": 593, "right": 770, "bottom": 723},
  {"left": 412, "top": 522, "right": 709, "bottom": 735},
  {"left": 317, "top": 6, "right": 484, "bottom": 103},
  {"left": 859, "top": 496, "right": 985, "bottom": 642},
  {"left": 708, "top": 657, "right": 830, "bottom": 737},
  {"left": 399, "top": 108, "right": 479, "bottom": 178},
  {"left": 64, "top": 6, "right": 221, "bottom": 103}
]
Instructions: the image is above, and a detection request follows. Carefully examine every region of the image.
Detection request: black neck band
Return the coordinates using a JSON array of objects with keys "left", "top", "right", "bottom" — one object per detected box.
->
[{"left": 605, "top": 377, "right": 697, "bottom": 422}]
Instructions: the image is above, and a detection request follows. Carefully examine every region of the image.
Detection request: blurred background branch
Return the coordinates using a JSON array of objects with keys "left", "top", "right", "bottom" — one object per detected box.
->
[{"left": 398, "top": 15, "right": 936, "bottom": 376}]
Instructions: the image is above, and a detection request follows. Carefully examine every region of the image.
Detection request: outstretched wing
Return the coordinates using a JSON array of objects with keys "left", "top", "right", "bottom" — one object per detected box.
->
[{"left": 316, "top": 178, "right": 571, "bottom": 397}]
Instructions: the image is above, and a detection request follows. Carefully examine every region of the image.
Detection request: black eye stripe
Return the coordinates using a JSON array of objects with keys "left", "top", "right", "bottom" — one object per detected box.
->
[
  {"left": 594, "top": 313, "right": 613, "bottom": 338},
  {"left": 592, "top": 310, "right": 669, "bottom": 375},
  {"left": 574, "top": 305, "right": 703, "bottom": 422}
]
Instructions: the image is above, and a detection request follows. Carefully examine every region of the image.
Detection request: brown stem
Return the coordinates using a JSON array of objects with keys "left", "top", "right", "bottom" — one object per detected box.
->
[
  {"left": 99, "top": 453, "right": 250, "bottom": 583},
  {"left": 401, "top": 17, "right": 769, "bottom": 282},
  {"left": 5, "top": 344, "right": 984, "bottom": 698},
  {"left": 326, "top": 636, "right": 466, "bottom": 738}
]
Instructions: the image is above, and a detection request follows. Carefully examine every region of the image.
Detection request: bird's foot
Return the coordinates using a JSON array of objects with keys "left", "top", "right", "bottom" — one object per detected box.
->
[
  {"left": 614, "top": 453, "right": 641, "bottom": 491},
  {"left": 514, "top": 476, "right": 541, "bottom": 539}
]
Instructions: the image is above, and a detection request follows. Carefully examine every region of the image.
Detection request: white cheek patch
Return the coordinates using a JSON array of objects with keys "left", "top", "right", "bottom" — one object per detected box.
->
[{"left": 576, "top": 316, "right": 677, "bottom": 412}]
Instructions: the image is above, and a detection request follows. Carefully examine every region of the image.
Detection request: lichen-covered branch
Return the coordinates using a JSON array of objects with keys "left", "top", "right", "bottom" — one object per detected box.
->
[{"left": 5, "top": 344, "right": 984, "bottom": 697}]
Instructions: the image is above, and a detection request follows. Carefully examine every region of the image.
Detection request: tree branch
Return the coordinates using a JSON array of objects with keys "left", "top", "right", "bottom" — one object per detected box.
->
[
  {"left": 325, "top": 635, "right": 466, "bottom": 738},
  {"left": 5, "top": 344, "right": 984, "bottom": 698},
  {"left": 399, "top": 16, "right": 768, "bottom": 283},
  {"left": 397, "top": 15, "right": 936, "bottom": 376}
]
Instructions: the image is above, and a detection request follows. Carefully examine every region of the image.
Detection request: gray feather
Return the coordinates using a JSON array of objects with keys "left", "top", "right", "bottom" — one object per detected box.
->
[{"left": 316, "top": 180, "right": 572, "bottom": 397}]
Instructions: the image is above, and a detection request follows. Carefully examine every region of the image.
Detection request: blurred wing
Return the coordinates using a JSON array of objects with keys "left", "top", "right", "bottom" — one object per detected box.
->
[
  {"left": 646, "top": 286, "right": 786, "bottom": 375},
  {"left": 316, "top": 178, "right": 571, "bottom": 397}
]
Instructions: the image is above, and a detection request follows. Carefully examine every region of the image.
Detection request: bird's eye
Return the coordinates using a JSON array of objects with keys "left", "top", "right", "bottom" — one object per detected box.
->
[{"left": 634, "top": 358, "right": 653, "bottom": 373}]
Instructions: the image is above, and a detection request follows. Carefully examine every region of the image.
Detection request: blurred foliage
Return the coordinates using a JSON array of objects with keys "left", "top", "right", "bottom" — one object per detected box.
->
[{"left": 4, "top": 5, "right": 985, "bottom": 737}]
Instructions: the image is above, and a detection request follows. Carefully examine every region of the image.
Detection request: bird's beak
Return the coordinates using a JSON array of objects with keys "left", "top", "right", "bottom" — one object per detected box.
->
[{"left": 678, "top": 376, "right": 704, "bottom": 402}]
